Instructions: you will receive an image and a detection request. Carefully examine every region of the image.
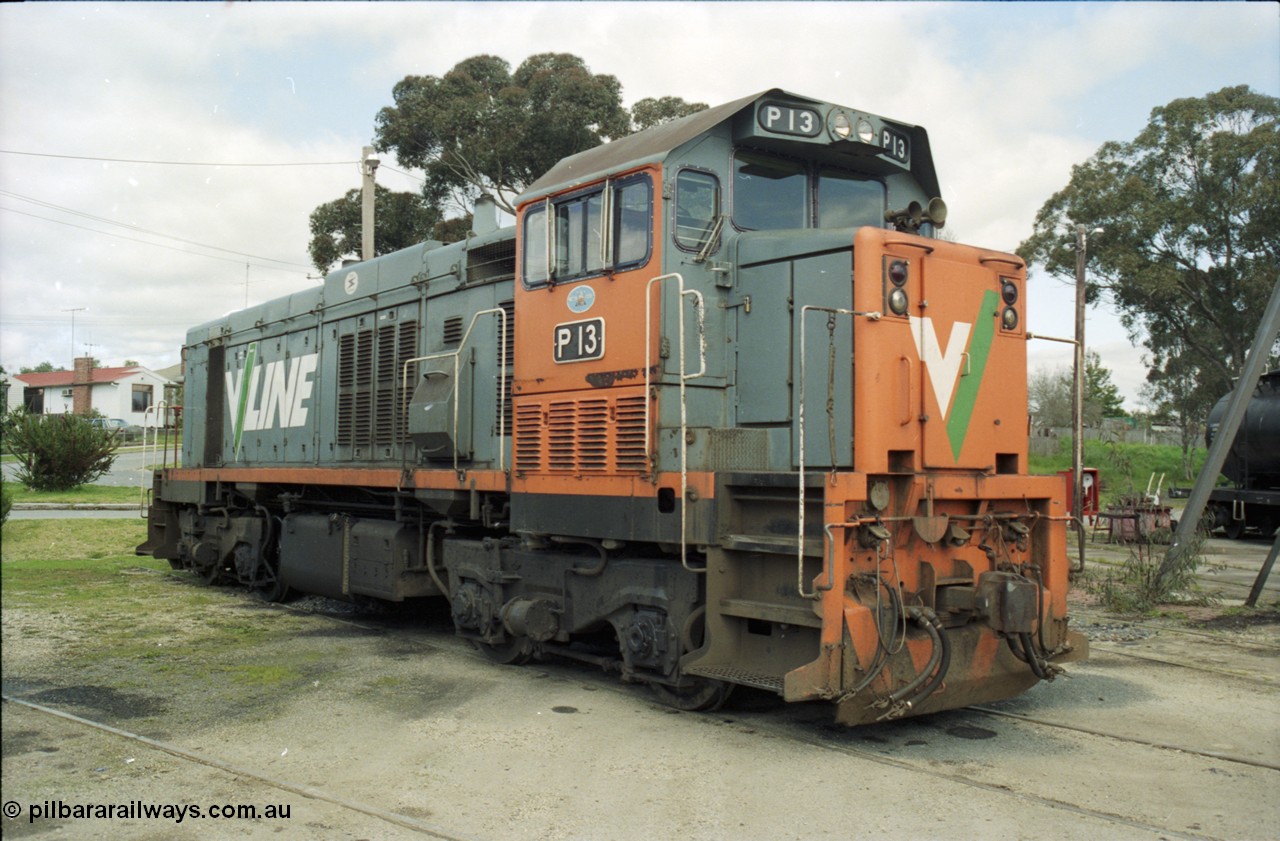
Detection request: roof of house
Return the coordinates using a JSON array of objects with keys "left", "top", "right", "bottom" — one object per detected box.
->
[{"left": 15, "top": 366, "right": 152, "bottom": 388}]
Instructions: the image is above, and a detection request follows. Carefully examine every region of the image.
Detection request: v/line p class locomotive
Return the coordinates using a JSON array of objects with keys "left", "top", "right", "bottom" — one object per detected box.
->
[{"left": 140, "top": 89, "right": 1087, "bottom": 724}]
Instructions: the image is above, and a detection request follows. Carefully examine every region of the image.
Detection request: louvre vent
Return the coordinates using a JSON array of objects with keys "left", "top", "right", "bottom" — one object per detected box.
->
[
  {"left": 515, "top": 391, "right": 649, "bottom": 474},
  {"left": 442, "top": 316, "right": 463, "bottom": 346},
  {"left": 514, "top": 404, "right": 543, "bottom": 471},
  {"left": 497, "top": 299, "right": 514, "bottom": 435},
  {"left": 336, "top": 320, "right": 418, "bottom": 451},
  {"left": 615, "top": 395, "right": 649, "bottom": 471}
]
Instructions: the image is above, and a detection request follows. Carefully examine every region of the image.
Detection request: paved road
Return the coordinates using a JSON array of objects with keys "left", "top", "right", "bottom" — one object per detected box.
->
[{"left": 3, "top": 447, "right": 158, "bottom": 488}]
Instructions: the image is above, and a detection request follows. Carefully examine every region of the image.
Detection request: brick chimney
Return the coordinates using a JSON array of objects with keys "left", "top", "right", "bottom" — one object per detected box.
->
[{"left": 72, "top": 356, "right": 94, "bottom": 415}]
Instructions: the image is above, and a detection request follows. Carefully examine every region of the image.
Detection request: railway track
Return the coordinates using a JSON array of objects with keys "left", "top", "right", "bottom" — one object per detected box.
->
[
  {"left": 276, "top": 587, "right": 1280, "bottom": 840},
  {"left": 2, "top": 694, "right": 476, "bottom": 841}
]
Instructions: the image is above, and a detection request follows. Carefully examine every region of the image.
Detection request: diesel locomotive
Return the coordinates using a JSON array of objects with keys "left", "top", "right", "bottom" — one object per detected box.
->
[{"left": 140, "top": 89, "right": 1087, "bottom": 724}]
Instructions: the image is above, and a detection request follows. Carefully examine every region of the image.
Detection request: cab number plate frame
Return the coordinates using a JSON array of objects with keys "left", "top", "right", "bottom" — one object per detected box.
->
[{"left": 553, "top": 318, "right": 605, "bottom": 363}]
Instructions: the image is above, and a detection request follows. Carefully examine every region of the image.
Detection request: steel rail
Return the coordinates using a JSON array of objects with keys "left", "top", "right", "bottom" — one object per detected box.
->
[
  {"left": 2, "top": 694, "right": 478, "bottom": 841},
  {"left": 970, "top": 705, "right": 1280, "bottom": 772}
]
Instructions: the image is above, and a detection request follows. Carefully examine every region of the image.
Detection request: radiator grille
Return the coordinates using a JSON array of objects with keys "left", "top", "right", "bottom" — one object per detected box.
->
[
  {"left": 336, "top": 320, "right": 418, "bottom": 450},
  {"left": 514, "top": 404, "right": 544, "bottom": 471},
  {"left": 466, "top": 239, "right": 516, "bottom": 285},
  {"left": 497, "top": 300, "right": 514, "bottom": 436},
  {"left": 615, "top": 395, "right": 649, "bottom": 472},
  {"left": 515, "top": 390, "right": 649, "bottom": 475}
]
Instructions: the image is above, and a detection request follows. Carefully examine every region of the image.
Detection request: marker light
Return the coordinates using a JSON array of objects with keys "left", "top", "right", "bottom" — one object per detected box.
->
[
  {"left": 888, "top": 260, "right": 909, "bottom": 286},
  {"left": 1001, "top": 306, "right": 1019, "bottom": 331},
  {"left": 857, "top": 118, "right": 875, "bottom": 144},
  {"left": 889, "top": 288, "right": 909, "bottom": 316},
  {"left": 1001, "top": 279, "right": 1018, "bottom": 305}
]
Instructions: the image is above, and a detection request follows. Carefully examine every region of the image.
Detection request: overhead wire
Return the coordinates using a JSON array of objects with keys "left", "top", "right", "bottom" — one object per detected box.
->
[
  {"left": 0, "top": 190, "right": 312, "bottom": 271},
  {"left": 0, "top": 205, "right": 309, "bottom": 274},
  {"left": 0, "top": 149, "right": 356, "bottom": 168}
]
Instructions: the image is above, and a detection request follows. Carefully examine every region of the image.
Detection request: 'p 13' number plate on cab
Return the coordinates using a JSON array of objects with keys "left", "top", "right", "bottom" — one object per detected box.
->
[{"left": 553, "top": 318, "right": 605, "bottom": 363}]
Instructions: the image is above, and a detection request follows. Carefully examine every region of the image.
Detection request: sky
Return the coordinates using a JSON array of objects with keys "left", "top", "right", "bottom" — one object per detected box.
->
[{"left": 0, "top": 1, "right": 1276, "bottom": 409}]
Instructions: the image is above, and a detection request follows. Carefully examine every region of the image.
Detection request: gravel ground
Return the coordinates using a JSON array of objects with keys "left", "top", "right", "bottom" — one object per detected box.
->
[{"left": 3, "top": 525, "right": 1279, "bottom": 840}]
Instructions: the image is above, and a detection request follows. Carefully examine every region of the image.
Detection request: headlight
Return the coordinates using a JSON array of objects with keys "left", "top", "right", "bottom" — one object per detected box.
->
[
  {"left": 857, "top": 118, "right": 875, "bottom": 144},
  {"left": 1001, "top": 306, "right": 1019, "bottom": 330},
  {"left": 889, "top": 288, "right": 909, "bottom": 316},
  {"left": 831, "top": 112, "right": 852, "bottom": 139}
]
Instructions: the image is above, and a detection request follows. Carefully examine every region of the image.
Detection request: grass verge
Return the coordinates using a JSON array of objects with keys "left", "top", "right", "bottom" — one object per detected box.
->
[
  {"left": 1, "top": 519, "right": 324, "bottom": 727},
  {"left": 7, "top": 484, "right": 140, "bottom": 505}
]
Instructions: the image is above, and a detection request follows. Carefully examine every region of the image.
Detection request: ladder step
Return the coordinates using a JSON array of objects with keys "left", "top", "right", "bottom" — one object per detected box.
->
[
  {"left": 722, "top": 533, "right": 823, "bottom": 556},
  {"left": 685, "top": 664, "right": 785, "bottom": 694},
  {"left": 718, "top": 598, "right": 823, "bottom": 628}
]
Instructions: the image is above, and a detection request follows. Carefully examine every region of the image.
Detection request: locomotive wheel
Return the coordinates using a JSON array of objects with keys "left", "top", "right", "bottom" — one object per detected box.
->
[
  {"left": 475, "top": 637, "right": 534, "bottom": 665},
  {"left": 1224, "top": 519, "right": 1246, "bottom": 540},
  {"left": 650, "top": 676, "right": 734, "bottom": 712}
]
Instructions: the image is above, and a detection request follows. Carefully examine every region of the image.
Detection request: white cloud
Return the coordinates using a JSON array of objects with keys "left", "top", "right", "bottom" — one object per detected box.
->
[{"left": 1, "top": 0, "right": 1276, "bottom": 405}]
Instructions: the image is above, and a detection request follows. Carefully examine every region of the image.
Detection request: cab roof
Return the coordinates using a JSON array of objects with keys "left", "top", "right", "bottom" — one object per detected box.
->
[{"left": 517, "top": 88, "right": 939, "bottom": 205}]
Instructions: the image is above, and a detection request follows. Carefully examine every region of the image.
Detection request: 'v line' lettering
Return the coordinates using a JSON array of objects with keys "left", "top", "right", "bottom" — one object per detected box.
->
[{"left": 226, "top": 346, "right": 319, "bottom": 455}]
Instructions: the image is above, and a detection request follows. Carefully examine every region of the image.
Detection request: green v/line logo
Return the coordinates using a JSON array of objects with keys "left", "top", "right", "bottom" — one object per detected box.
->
[
  {"left": 231, "top": 342, "right": 257, "bottom": 454},
  {"left": 227, "top": 342, "right": 319, "bottom": 456},
  {"left": 909, "top": 290, "right": 998, "bottom": 461}
]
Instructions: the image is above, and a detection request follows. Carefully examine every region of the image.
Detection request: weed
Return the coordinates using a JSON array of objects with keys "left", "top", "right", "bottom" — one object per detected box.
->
[{"left": 1089, "top": 515, "right": 1219, "bottom": 614}]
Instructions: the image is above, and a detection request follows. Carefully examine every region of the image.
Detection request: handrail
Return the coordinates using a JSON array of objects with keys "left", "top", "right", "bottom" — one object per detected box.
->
[
  {"left": 398, "top": 307, "right": 508, "bottom": 485},
  {"left": 797, "top": 305, "right": 881, "bottom": 599},
  {"left": 883, "top": 239, "right": 934, "bottom": 254},
  {"left": 139, "top": 401, "right": 171, "bottom": 515},
  {"left": 978, "top": 254, "right": 1024, "bottom": 270},
  {"left": 644, "top": 272, "right": 708, "bottom": 573}
]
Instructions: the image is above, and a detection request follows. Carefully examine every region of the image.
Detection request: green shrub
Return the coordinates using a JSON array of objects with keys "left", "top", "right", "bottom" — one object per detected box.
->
[
  {"left": 1, "top": 479, "right": 11, "bottom": 527},
  {"left": 7, "top": 413, "right": 119, "bottom": 491},
  {"left": 1, "top": 405, "right": 26, "bottom": 453}
]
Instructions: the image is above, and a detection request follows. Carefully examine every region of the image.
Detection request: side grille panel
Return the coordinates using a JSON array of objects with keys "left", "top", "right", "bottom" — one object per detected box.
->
[
  {"left": 336, "top": 319, "right": 418, "bottom": 454},
  {"left": 514, "top": 388, "right": 650, "bottom": 475}
]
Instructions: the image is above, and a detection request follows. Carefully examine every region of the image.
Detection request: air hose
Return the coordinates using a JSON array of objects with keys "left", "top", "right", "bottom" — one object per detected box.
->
[{"left": 873, "top": 606, "right": 951, "bottom": 719}]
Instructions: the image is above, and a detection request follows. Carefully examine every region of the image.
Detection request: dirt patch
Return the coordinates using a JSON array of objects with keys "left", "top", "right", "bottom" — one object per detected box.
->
[{"left": 1186, "top": 607, "right": 1280, "bottom": 632}]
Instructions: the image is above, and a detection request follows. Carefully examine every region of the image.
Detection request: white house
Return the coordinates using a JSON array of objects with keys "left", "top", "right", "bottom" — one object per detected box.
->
[{"left": 8, "top": 357, "right": 175, "bottom": 427}]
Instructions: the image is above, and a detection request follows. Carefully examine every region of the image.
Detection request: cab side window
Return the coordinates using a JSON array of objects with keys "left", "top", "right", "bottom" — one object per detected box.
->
[
  {"left": 522, "top": 174, "right": 652, "bottom": 287},
  {"left": 555, "top": 193, "right": 604, "bottom": 279},
  {"left": 614, "top": 179, "right": 652, "bottom": 266},
  {"left": 674, "top": 170, "right": 720, "bottom": 251},
  {"left": 523, "top": 203, "right": 549, "bottom": 284}
]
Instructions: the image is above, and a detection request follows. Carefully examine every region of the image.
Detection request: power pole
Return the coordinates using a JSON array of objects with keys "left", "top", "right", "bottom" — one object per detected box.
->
[
  {"left": 361, "top": 146, "right": 380, "bottom": 261},
  {"left": 1071, "top": 225, "right": 1102, "bottom": 573}
]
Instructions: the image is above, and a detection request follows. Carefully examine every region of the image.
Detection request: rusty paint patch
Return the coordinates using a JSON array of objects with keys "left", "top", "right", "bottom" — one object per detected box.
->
[{"left": 585, "top": 365, "right": 658, "bottom": 389}]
